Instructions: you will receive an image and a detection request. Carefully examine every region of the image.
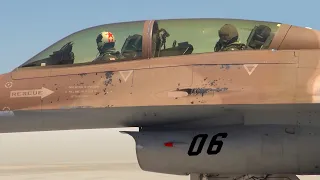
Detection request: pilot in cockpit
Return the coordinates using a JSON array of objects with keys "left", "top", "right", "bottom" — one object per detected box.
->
[
  {"left": 214, "top": 24, "right": 246, "bottom": 52},
  {"left": 92, "top": 31, "right": 121, "bottom": 62}
]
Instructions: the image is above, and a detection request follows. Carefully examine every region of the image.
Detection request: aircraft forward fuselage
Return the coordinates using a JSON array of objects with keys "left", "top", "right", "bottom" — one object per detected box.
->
[
  {"left": 0, "top": 49, "right": 319, "bottom": 132},
  {"left": 1, "top": 18, "right": 320, "bottom": 179}
]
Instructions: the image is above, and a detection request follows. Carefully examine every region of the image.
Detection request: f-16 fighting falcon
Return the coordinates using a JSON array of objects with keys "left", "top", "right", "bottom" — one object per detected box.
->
[{"left": 1, "top": 18, "right": 320, "bottom": 180}]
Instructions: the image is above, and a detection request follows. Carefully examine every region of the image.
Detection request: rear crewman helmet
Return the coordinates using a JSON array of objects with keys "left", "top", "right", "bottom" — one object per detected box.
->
[{"left": 218, "top": 24, "right": 239, "bottom": 44}]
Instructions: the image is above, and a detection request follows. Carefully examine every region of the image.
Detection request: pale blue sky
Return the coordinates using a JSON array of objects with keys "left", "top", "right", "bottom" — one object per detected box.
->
[{"left": 0, "top": 0, "right": 318, "bottom": 73}]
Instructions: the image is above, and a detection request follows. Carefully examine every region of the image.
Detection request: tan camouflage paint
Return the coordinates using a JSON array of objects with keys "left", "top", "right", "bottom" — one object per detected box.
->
[{"left": 0, "top": 19, "right": 320, "bottom": 132}]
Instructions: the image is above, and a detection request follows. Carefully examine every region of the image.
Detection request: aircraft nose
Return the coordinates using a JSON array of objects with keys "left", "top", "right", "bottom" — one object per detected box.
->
[
  {"left": 0, "top": 73, "right": 6, "bottom": 82},
  {"left": 0, "top": 74, "right": 4, "bottom": 84},
  {"left": 0, "top": 73, "right": 11, "bottom": 88}
]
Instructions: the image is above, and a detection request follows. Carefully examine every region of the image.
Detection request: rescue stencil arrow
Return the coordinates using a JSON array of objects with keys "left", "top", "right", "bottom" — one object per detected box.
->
[{"left": 10, "top": 87, "right": 54, "bottom": 99}]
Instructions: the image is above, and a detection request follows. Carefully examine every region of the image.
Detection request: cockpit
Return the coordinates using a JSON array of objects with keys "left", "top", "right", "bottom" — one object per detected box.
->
[{"left": 19, "top": 18, "right": 286, "bottom": 68}]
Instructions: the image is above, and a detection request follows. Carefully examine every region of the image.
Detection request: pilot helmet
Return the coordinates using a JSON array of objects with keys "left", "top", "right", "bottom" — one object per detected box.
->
[
  {"left": 96, "top": 31, "right": 116, "bottom": 53},
  {"left": 218, "top": 24, "right": 239, "bottom": 44}
]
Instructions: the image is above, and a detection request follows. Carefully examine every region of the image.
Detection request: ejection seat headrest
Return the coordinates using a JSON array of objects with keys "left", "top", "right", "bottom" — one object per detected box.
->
[{"left": 246, "top": 25, "right": 272, "bottom": 49}]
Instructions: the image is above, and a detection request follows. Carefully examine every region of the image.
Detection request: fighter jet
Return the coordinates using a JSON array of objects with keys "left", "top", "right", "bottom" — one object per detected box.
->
[{"left": 0, "top": 17, "right": 320, "bottom": 180}]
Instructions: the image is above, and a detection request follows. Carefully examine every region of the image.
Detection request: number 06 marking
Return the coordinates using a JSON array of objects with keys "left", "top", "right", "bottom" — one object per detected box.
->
[{"left": 187, "top": 133, "right": 228, "bottom": 156}]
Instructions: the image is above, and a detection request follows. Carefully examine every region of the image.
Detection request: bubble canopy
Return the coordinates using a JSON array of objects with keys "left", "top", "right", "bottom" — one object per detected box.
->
[{"left": 20, "top": 18, "right": 284, "bottom": 68}]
